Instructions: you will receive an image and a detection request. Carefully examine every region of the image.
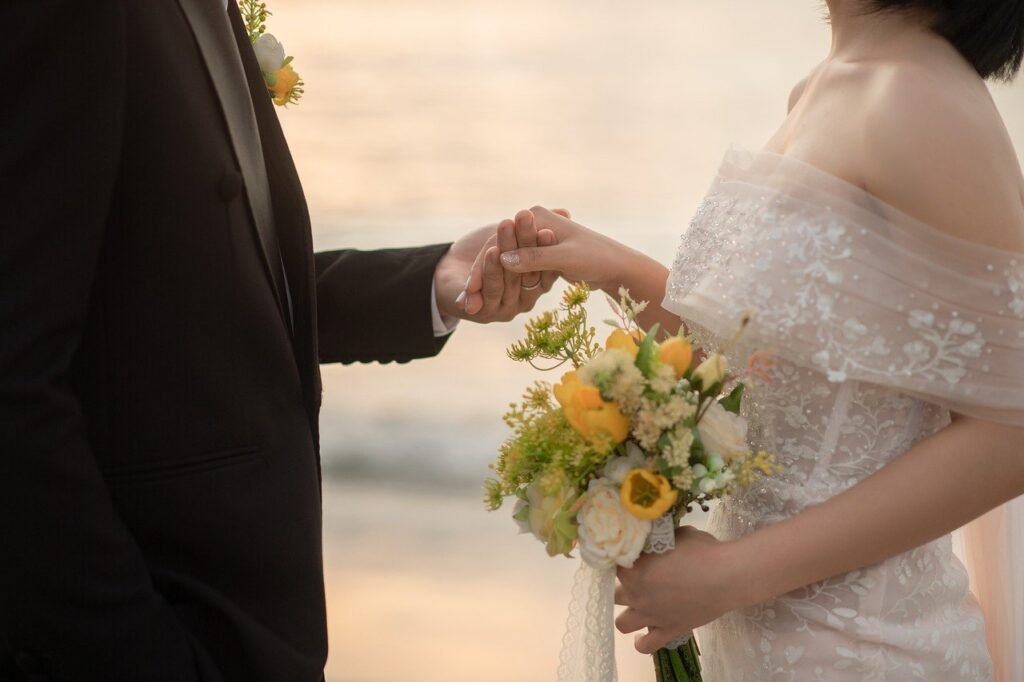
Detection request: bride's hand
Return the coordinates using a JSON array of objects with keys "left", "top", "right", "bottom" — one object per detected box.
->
[
  {"left": 614, "top": 526, "right": 745, "bottom": 654},
  {"left": 496, "top": 207, "right": 640, "bottom": 292}
]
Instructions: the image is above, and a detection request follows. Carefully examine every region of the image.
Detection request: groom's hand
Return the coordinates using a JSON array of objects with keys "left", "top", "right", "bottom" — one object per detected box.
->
[{"left": 435, "top": 215, "right": 560, "bottom": 323}]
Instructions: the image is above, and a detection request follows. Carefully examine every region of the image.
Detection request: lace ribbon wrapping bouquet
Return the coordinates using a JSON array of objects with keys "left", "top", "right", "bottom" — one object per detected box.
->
[{"left": 663, "top": 149, "right": 1024, "bottom": 681}]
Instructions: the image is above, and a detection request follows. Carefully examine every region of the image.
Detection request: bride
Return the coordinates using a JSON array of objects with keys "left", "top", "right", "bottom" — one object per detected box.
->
[{"left": 463, "top": 0, "right": 1024, "bottom": 679}]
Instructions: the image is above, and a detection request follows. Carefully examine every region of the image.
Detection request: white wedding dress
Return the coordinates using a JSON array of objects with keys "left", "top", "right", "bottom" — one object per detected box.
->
[{"left": 662, "top": 149, "right": 1024, "bottom": 681}]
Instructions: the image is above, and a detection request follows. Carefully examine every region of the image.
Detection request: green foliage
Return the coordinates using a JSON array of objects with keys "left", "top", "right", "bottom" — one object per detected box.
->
[
  {"left": 486, "top": 384, "right": 585, "bottom": 507},
  {"left": 507, "top": 284, "right": 600, "bottom": 370},
  {"left": 719, "top": 383, "right": 745, "bottom": 415},
  {"left": 634, "top": 323, "right": 660, "bottom": 378},
  {"left": 239, "top": 0, "right": 271, "bottom": 43}
]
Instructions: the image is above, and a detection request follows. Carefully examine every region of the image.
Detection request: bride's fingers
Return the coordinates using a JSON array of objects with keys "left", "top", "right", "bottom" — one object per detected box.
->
[
  {"left": 614, "top": 581, "right": 630, "bottom": 606},
  {"left": 515, "top": 223, "right": 556, "bottom": 309},
  {"left": 615, "top": 607, "right": 645, "bottom": 635},
  {"left": 514, "top": 210, "right": 541, "bottom": 290},
  {"left": 552, "top": 208, "right": 571, "bottom": 219},
  {"left": 537, "top": 229, "right": 561, "bottom": 291},
  {"left": 634, "top": 627, "right": 674, "bottom": 656}
]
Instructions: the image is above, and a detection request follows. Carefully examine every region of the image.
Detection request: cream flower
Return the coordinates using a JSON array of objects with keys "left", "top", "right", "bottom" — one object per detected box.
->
[
  {"left": 577, "top": 481, "right": 651, "bottom": 569},
  {"left": 697, "top": 401, "right": 749, "bottom": 463},
  {"left": 525, "top": 474, "right": 577, "bottom": 556},
  {"left": 253, "top": 33, "right": 286, "bottom": 74},
  {"left": 602, "top": 443, "right": 647, "bottom": 485},
  {"left": 692, "top": 353, "right": 729, "bottom": 389}
]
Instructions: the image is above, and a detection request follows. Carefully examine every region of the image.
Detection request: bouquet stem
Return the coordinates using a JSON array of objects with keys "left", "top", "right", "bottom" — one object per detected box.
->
[{"left": 653, "top": 635, "right": 701, "bottom": 682}]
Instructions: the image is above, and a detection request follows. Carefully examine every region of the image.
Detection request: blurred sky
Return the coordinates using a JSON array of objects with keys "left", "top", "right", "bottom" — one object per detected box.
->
[{"left": 265, "top": 1, "right": 1024, "bottom": 679}]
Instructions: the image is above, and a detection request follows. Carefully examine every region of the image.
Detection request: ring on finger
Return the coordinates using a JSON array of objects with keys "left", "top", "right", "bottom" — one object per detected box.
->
[{"left": 521, "top": 281, "right": 542, "bottom": 291}]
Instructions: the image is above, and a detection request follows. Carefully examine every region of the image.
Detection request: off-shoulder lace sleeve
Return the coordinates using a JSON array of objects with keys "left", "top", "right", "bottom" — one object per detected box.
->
[{"left": 664, "top": 148, "right": 1024, "bottom": 426}]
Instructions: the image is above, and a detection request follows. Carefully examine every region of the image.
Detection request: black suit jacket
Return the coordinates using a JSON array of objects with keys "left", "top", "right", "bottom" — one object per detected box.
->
[{"left": 0, "top": 2, "right": 450, "bottom": 680}]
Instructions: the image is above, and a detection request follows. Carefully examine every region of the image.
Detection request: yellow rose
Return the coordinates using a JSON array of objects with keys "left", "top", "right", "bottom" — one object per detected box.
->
[
  {"left": 605, "top": 329, "right": 645, "bottom": 359},
  {"left": 692, "top": 352, "right": 728, "bottom": 390},
  {"left": 271, "top": 64, "right": 300, "bottom": 106},
  {"left": 658, "top": 337, "right": 693, "bottom": 379},
  {"left": 553, "top": 371, "right": 630, "bottom": 449},
  {"left": 620, "top": 469, "right": 678, "bottom": 520}
]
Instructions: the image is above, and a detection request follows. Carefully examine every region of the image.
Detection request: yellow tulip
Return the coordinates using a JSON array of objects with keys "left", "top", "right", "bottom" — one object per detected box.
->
[
  {"left": 658, "top": 337, "right": 693, "bottom": 379},
  {"left": 620, "top": 469, "right": 678, "bottom": 520},
  {"left": 605, "top": 329, "right": 645, "bottom": 359},
  {"left": 553, "top": 371, "right": 630, "bottom": 450}
]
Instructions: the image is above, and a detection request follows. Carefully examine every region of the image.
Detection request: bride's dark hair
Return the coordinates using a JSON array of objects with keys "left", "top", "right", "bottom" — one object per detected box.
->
[{"left": 870, "top": 0, "right": 1024, "bottom": 80}]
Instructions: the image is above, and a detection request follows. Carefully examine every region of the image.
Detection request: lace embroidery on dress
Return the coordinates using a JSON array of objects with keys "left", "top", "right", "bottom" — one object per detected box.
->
[{"left": 659, "top": 148, "right": 1024, "bottom": 681}]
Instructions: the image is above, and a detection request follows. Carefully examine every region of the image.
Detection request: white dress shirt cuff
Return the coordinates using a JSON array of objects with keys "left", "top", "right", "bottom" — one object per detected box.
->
[{"left": 431, "top": 280, "right": 459, "bottom": 337}]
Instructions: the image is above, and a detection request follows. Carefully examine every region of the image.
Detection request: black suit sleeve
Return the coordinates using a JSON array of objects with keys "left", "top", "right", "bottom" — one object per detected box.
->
[
  {"left": 0, "top": 4, "right": 212, "bottom": 681},
  {"left": 315, "top": 244, "right": 454, "bottom": 364}
]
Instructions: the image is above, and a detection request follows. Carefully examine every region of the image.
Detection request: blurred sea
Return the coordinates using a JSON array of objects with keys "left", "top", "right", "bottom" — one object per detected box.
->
[{"left": 268, "top": 1, "right": 1024, "bottom": 680}]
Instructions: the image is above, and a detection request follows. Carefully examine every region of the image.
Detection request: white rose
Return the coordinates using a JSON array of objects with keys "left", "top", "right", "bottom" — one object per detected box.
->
[
  {"left": 253, "top": 34, "right": 286, "bottom": 74},
  {"left": 577, "top": 481, "right": 651, "bottom": 569},
  {"left": 602, "top": 443, "right": 646, "bottom": 485},
  {"left": 697, "top": 401, "right": 749, "bottom": 462}
]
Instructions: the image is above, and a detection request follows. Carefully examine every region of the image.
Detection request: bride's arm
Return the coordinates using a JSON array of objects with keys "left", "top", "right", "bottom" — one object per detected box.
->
[{"left": 614, "top": 415, "right": 1024, "bottom": 652}]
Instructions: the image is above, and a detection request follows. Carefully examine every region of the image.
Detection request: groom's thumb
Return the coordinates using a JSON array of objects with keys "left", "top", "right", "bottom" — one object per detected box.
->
[{"left": 500, "top": 246, "right": 556, "bottom": 273}]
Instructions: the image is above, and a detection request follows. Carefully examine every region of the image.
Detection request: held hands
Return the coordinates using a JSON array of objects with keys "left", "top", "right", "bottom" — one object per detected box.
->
[
  {"left": 434, "top": 220, "right": 556, "bottom": 324},
  {"left": 435, "top": 209, "right": 571, "bottom": 323},
  {"left": 457, "top": 206, "right": 644, "bottom": 314}
]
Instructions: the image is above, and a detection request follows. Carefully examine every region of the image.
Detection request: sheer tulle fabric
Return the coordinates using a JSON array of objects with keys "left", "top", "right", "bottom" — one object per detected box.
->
[
  {"left": 663, "top": 148, "right": 1024, "bottom": 681},
  {"left": 668, "top": 149, "right": 1024, "bottom": 426}
]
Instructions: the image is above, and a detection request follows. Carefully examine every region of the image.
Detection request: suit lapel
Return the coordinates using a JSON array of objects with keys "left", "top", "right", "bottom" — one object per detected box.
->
[
  {"left": 176, "top": 0, "right": 287, "bottom": 321},
  {"left": 226, "top": 2, "right": 323, "bottom": 430}
]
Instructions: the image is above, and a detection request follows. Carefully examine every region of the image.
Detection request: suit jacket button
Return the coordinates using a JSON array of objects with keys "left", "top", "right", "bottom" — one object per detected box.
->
[
  {"left": 13, "top": 651, "right": 40, "bottom": 673},
  {"left": 218, "top": 171, "right": 243, "bottom": 201}
]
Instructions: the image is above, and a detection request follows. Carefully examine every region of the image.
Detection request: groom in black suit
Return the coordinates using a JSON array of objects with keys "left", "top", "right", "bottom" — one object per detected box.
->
[{"left": 0, "top": 2, "right": 547, "bottom": 681}]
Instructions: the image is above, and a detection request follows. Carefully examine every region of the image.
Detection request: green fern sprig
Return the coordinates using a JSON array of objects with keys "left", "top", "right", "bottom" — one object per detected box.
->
[
  {"left": 507, "top": 284, "right": 600, "bottom": 371},
  {"left": 239, "top": 0, "right": 271, "bottom": 43}
]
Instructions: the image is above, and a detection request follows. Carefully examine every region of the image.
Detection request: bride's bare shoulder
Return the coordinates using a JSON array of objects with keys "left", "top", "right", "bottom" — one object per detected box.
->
[{"left": 859, "top": 63, "right": 1024, "bottom": 251}]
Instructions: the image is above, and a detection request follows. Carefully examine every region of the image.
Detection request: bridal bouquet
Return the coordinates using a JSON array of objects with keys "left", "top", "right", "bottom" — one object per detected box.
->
[{"left": 485, "top": 284, "right": 778, "bottom": 682}]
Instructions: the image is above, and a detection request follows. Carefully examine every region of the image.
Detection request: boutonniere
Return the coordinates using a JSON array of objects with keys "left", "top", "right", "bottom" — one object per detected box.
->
[{"left": 240, "top": 0, "right": 304, "bottom": 107}]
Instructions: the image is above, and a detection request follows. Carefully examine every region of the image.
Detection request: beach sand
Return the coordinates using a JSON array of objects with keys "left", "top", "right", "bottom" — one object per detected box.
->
[{"left": 323, "top": 481, "right": 708, "bottom": 682}]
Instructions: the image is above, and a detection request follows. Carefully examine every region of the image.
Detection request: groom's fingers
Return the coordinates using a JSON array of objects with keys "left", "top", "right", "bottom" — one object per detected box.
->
[
  {"left": 496, "top": 220, "right": 521, "bottom": 309},
  {"left": 466, "top": 233, "right": 497, "bottom": 294},
  {"left": 552, "top": 208, "right": 572, "bottom": 219},
  {"left": 479, "top": 246, "right": 505, "bottom": 316},
  {"left": 514, "top": 210, "right": 541, "bottom": 290},
  {"left": 461, "top": 234, "right": 498, "bottom": 315}
]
